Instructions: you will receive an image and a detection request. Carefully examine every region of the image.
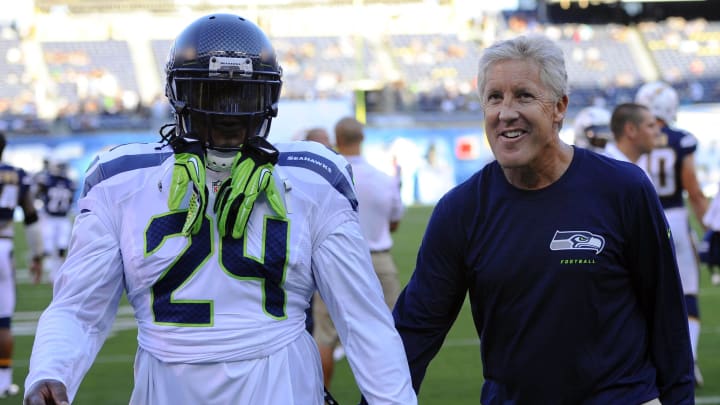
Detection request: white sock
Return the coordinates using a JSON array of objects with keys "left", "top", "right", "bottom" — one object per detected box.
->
[
  {"left": 688, "top": 318, "right": 700, "bottom": 361},
  {"left": 0, "top": 367, "right": 11, "bottom": 390}
]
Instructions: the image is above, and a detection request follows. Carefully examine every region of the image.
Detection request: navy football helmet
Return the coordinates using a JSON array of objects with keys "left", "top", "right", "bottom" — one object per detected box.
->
[{"left": 165, "top": 14, "right": 282, "bottom": 150}]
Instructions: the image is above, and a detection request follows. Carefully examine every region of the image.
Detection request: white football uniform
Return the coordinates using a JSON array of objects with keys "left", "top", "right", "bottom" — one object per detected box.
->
[
  {"left": 0, "top": 162, "right": 34, "bottom": 319},
  {"left": 703, "top": 191, "right": 720, "bottom": 231},
  {"left": 0, "top": 239, "right": 13, "bottom": 319},
  {"left": 37, "top": 173, "right": 76, "bottom": 282},
  {"left": 41, "top": 215, "right": 73, "bottom": 283},
  {"left": 637, "top": 126, "right": 701, "bottom": 296},
  {"left": 665, "top": 207, "right": 699, "bottom": 295},
  {"left": 25, "top": 140, "right": 416, "bottom": 404}
]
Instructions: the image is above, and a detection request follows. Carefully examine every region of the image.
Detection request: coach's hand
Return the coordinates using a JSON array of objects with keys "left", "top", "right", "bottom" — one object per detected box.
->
[{"left": 24, "top": 379, "right": 69, "bottom": 405}]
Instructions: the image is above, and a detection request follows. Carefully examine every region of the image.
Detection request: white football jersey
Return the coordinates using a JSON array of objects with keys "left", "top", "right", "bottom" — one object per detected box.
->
[{"left": 26, "top": 140, "right": 416, "bottom": 404}]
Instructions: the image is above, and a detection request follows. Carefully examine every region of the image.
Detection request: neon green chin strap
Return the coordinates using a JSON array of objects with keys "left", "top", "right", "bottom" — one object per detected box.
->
[{"left": 214, "top": 136, "right": 287, "bottom": 239}]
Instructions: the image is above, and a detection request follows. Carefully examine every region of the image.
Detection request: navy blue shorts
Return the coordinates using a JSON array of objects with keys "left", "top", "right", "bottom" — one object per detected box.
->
[{"left": 699, "top": 230, "right": 720, "bottom": 266}]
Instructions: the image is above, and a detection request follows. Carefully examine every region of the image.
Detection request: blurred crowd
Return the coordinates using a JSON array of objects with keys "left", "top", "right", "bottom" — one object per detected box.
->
[{"left": 2, "top": 10, "right": 720, "bottom": 135}]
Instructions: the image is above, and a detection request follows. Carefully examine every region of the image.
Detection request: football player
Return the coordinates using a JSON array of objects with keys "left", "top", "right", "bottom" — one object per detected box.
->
[
  {"left": 635, "top": 80, "right": 709, "bottom": 388},
  {"left": 23, "top": 14, "right": 416, "bottom": 405},
  {"left": 0, "top": 132, "right": 43, "bottom": 399},
  {"left": 572, "top": 105, "right": 613, "bottom": 153},
  {"left": 699, "top": 193, "right": 720, "bottom": 286},
  {"left": 34, "top": 159, "right": 76, "bottom": 283}
]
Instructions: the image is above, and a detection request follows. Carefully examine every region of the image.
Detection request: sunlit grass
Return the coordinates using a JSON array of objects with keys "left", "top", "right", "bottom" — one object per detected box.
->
[{"left": 4, "top": 205, "right": 720, "bottom": 404}]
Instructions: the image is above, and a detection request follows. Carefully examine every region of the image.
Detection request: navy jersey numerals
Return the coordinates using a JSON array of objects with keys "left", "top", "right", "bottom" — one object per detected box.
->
[
  {"left": 145, "top": 211, "right": 289, "bottom": 326},
  {"left": 645, "top": 147, "right": 677, "bottom": 197}
]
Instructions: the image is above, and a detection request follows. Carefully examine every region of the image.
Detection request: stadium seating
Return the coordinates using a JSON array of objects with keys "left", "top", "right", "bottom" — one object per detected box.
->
[
  {"left": 41, "top": 40, "right": 139, "bottom": 103},
  {"left": 0, "top": 39, "right": 31, "bottom": 100},
  {"left": 638, "top": 18, "right": 720, "bottom": 102},
  {"left": 150, "top": 39, "right": 172, "bottom": 86},
  {"left": 2, "top": 6, "right": 720, "bottom": 133}
]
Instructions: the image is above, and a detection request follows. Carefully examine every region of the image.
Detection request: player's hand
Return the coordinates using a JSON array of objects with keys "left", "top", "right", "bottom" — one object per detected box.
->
[
  {"left": 29, "top": 256, "right": 43, "bottom": 285},
  {"left": 24, "top": 379, "right": 69, "bottom": 405}
]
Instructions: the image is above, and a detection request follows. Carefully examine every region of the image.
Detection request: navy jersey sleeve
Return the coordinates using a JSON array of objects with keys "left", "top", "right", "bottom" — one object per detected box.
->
[
  {"left": 393, "top": 192, "right": 471, "bottom": 393},
  {"left": 628, "top": 175, "right": 694, "bottom": 403}
]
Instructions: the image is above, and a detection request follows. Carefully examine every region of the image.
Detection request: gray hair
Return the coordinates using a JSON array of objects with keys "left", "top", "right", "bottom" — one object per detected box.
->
[{"left": 477, "top": 35, "right": 568, "bottom": 101}]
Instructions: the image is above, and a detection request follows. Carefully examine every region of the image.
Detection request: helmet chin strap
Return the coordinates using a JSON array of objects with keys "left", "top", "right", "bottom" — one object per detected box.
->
[
  {"left": 257, "top": 117, "right": 272, "bottom": 138},
  {"left": 184, "top": 111, "right": 238, "bottom": 173},
  {"left": 178, "top": 109, "right": 274, "bottom": 173}
]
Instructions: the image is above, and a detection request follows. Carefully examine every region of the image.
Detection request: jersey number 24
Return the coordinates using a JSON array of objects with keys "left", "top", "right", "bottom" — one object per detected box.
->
[{"left": 145, "top": 211, "right": 289, "bottom": 326}]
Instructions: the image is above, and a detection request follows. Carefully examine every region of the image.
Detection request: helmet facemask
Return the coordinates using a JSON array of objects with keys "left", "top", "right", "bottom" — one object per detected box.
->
[
  {"left": 582, "top": 124, "right": 612, "bottom": 148},
  {"left": 164, "top": 14, "right": 288, "bottom": 240},
  {"left": 169, "top": 69, "right": 281, "bottom": 152},
  {"left": 573, "top": 106, "right": 612, "bottom": 150}
]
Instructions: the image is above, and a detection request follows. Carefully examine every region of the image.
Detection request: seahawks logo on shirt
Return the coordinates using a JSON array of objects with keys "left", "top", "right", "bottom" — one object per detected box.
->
[{"left": 550, "top": 230, "right": 605, "bottom": 254}]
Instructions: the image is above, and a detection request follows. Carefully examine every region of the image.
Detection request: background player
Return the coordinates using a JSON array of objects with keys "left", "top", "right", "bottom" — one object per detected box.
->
[
  {"left": 635, "top": 80, "right": 709, "bottom": 387},
  {"left": 572, "top": 105, "right": 613, "bottom": 153},
  {"left": 34, "top": 159, "right": 76, "bottom": 283},
  {"left": 0, "top": 132, "right": 43, "bottom": 399},
  {"left": 313, "top": 116, "right": 405, "bottom": 389},
  {"left": 699, "top": 190, "right": 720, "bottom": 286}
]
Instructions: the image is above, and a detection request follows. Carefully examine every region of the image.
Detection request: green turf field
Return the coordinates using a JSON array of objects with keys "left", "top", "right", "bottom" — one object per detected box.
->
[{"left": 4, "top": 205, "right": 720, "bottom": 404}]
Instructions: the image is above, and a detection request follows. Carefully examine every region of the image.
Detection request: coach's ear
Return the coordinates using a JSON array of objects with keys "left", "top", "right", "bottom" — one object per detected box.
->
[{"left": 554, "top": 95, "right": 569, "bottom": 125}]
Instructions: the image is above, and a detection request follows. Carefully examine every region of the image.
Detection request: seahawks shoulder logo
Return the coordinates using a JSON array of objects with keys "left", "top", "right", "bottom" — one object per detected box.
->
[{"left": 549, "top": 230, "right": 605, "bottom": 254}]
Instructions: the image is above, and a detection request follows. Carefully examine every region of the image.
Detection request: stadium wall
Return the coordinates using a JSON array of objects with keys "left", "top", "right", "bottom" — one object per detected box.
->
[{"left": 5, "top": 102, "right": 720, "bottom": 206}]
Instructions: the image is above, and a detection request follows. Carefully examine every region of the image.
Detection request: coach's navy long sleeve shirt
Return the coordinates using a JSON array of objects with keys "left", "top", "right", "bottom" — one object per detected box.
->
[{"left": 394, "top": 147, "right": 694, "bottom": 404}]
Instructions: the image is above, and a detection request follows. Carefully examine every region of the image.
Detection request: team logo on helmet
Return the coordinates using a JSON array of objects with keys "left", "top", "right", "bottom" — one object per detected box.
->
[
  {"left": 635, "top": 81, "right": 679, "bottom": 125},
  {"left": 550, "top": 230, "right": 605, "bottom": 254}
]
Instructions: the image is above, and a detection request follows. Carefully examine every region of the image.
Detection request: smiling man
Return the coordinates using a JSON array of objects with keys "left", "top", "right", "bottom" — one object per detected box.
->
[{"left": 390, "top": 34, "right": 694, "bottom": 405}]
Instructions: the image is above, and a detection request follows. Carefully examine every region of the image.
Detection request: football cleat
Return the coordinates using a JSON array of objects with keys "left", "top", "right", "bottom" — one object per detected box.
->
[
  {"left": 332, "top": 345, "right": 346, "bottom": 362},
  {"left": 0, "top": 383, "right": 19, "bottom": 398},
  {"left": 695, "top": 363, "right": 704, "bottom": 388},
  {"left": 712, "top": 271, "right": 720, "bottom": 287}
]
